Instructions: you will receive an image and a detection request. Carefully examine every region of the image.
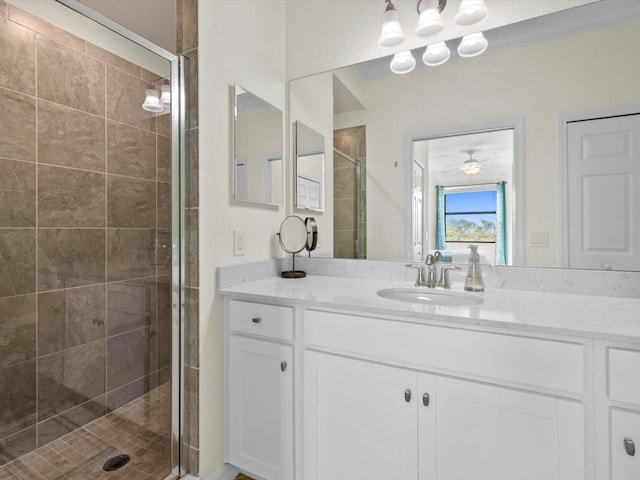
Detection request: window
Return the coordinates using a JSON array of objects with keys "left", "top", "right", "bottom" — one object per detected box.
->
[{"left": 444, "top": 189, "right": 497, "bottom": 243}]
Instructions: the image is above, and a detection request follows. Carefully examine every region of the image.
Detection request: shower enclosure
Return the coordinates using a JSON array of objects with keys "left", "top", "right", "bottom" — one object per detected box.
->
[
  {"left": 334, "top": 127, "right": 366, "bottom": 259},
  {"left": 0, "top": 1, "right": 185, "bottom": 478}
]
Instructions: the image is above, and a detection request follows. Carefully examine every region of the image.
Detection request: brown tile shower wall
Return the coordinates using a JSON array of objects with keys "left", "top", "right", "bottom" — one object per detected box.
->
[
  {"left": 334, "top": 127, "right": 367, "bottom": 259},
  {"left": 178, "top": 0, "right": 200, "bottom": 476},
  {"left": 0, "top": 6, "right": 172, "bottom": 465}
]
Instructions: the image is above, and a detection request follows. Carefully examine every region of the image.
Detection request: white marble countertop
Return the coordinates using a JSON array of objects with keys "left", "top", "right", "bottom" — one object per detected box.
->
[{"left": 218, "top": 274, "right": 640, "bottom": 342}]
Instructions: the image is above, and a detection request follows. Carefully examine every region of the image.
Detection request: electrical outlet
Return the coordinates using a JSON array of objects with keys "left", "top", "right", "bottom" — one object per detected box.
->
[{"left": 233, "top": 230, "right": 246, "bottom": 256}]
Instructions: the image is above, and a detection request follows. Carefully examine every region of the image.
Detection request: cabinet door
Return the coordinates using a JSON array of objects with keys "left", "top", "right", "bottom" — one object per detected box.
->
[
  {"left": 611, "top": 409, "right": 640, "bottom": 480},
  {"left": 304, "top": 351, "right": 418, "bottom": 480},
  {"left": 434, "top": 377, "right": 584, "bottom": 480},
  {"left": 228, "top": 336, "right": 293, "bottom": 480}
]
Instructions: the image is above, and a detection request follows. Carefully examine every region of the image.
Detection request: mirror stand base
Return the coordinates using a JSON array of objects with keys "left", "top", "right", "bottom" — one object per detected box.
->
[{"left": 281, "top": 270, "right": 306, "bottom": 278}]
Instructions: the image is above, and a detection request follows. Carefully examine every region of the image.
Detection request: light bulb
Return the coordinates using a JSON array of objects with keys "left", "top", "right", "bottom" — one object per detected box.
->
[
  {"left": 423, "top": 42, "right": 450, "bottom": 66},
  {"left": 390, "top": 51, "right": 416, "bottom": 74},
  {"left": 142, "top": 89, "right": 163, "bottom": 113},
  {"left": 455, "top": 0, "right": 489, "bottom": 26},
  {"left": 160, "top": 84, "right": 170, "bottom": 105},
  {"left": 378, "top": 2, "right": 405, "bottom": 48},
  {"left": 457, "top": 32, "right": 488, "bottom": 58},
  {"left": 416, "top": 4, "right": 443, "bottom": 37}
]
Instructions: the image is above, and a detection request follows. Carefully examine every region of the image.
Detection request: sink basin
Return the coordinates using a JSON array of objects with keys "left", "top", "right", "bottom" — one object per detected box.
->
[{"left": 377, "top": 288, "right": 483, "bottom": 306}]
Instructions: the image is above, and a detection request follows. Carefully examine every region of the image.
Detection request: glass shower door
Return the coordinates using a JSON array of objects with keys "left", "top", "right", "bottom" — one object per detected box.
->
[{"left": 0, "top": 1, "right": 180, "bottom": 478}]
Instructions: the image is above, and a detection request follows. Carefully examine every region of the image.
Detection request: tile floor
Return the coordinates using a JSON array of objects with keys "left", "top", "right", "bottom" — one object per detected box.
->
[{"left": 0, "top": 382, "right": 172, "bottom": 480}]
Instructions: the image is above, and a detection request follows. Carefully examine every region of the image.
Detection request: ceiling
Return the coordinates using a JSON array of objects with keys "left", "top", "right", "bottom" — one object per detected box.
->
[{"left": 423, "top": 129, "right": 514, "bottom": 175}]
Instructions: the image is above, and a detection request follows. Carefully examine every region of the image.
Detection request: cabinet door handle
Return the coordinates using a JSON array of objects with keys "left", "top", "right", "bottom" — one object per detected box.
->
[
  {"left": 252, "top": 317, "right": 262, "bottom": 324},
  {"left": 404, "top": 389, "right": 412, "bottom": 403},
  {"left": 624, "top": 438, "right": 636, "bottom": 456},
  {"left": 280, "top": 361, "right": 287, "bottom": 372},
  {"left": 422, "top": 393, "right": 430, "bottom": 407}
]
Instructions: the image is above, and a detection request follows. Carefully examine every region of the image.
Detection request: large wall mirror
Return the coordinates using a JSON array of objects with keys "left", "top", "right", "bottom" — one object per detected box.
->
[
  {"left": 288, "top": 1, "right": 640, "bottom": 271},
  {"left": 233, "top": 85, "right": 283, "bottom": 206},
  {"left": 294, "top": 121, "right": 325, "bottom": 211}
]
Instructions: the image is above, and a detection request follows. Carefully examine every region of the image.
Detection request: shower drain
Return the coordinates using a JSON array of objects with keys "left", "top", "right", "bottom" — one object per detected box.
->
[{"left": 102, "top": 454, "right": 131, "bottom": 471}]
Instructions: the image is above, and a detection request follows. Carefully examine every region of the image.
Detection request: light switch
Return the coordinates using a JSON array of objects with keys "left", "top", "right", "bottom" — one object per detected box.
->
[
  {"left": 233, "top": 230, "right": 246, "bottom": 256},
  {"left": 530, "top": 232, "right": 549, "bottom": 247}
]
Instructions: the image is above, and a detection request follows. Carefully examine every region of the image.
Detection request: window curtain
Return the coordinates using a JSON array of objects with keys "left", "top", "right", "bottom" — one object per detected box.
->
[
  {"left": 435, "top": 185, "right": 446, "bottom": 250},
  {"left": 495, "top": 181, "right": 508, "bottom": 265}
]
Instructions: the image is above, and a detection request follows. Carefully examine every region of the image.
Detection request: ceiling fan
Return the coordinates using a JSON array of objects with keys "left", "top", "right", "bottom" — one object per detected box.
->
[
  {"left": 442, "top": 152, "right": 483, "bottom": 175},
  {"left": 442, "top": 151, "right": 504, "bottom": 176}
]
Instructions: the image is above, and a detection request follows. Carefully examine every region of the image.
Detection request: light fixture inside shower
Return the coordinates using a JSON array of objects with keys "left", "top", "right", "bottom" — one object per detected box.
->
[
  {"left": 378, "top": 0, "right": 489, "bottom": 73},
  {"left": 142, "top": 83, "right": 171, "bottom": 113}
]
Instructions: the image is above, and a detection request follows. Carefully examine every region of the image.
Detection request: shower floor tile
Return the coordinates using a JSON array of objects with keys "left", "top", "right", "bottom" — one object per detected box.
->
[{"left": 0, "top": 382, "right": 172, "bottom": 480}]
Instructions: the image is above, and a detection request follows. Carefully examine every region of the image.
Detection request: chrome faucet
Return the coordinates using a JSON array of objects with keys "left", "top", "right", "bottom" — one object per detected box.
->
[
  {"left": 406, "top": 263, "right": 428, "bottom": 286},
  {"left": 408, "top": 251, "right": 460, "bottom": 288},
  {"left": 437, "top": 265, "right": 460, "bottom": 288},
  {"left": 425, "top": 251, "right": 442, "bottom": 288}
]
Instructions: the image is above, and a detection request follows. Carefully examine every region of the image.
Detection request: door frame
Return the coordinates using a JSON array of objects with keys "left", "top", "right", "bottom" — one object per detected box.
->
[
  {"left": 404, "top": 118, "right": 524, "bottom": 265},
  {"left": 558, "top": 104, "right": 640, "bottom": 267}
]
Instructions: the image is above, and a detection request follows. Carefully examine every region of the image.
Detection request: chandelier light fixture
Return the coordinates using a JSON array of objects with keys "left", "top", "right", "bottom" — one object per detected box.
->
[{"left": 378, "top": 0, "right": 489, "bottom": 73}]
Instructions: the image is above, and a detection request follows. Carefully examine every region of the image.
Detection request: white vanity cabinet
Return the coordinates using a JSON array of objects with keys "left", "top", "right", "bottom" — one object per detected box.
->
[
  {"left": 304, "top": 309, "right": 586, "bottom": 480},
  {"left": 303, "top": 351, "right": 420, "bottom": 479},
  {"left": 429, "top": 376, "right": 583, "bottom": 480},
  {"left": 226, "top": 300, "right": 295, "bottom": 480},
  {"left": 595, "top": 342, "right": 640, "bottom": 480}
]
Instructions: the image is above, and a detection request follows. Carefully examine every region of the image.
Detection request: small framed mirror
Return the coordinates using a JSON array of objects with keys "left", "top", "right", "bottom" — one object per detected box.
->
[
  {"left": 233, "top": 85, "right": 283, "bottom": 206},
  {"left": 294, "top": 121, "right": 325, "bottom": 212}
]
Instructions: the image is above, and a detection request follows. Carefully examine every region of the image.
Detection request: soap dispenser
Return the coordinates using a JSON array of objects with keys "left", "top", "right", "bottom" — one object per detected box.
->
[{"left": 464, "top": 244, "right": 484, "bottom": 292}]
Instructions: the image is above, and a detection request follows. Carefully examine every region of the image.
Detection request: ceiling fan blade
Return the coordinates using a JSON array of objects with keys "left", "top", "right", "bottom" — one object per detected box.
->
[{"left": 442, "top": 165, "right": 462, "bottom": 173}]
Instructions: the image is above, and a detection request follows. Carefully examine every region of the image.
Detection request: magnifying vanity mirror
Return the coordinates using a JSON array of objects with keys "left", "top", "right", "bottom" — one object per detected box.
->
[
  {"left": 294, "top": 121, "right": 325, "bottom": 211},
  {"left": 288, "top": 1, "right": 640, "bottom": 272},
  {"left": 277, "top": 215, "right": 317, "bottom": 278},
  {"left": 233, "top": 85, "right": 283, "bottom": 206}
]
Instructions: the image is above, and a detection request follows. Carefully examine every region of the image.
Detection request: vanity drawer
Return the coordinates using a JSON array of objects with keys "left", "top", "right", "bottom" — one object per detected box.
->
[
  {"left": 304, "top": 310, "right": 584, "bottom": 395},
  {"left": 229, "top": 300, "right": 294, "bottom": 341},
  {"left": 609, "top": 348, "right": 640, "bottom": 405}
]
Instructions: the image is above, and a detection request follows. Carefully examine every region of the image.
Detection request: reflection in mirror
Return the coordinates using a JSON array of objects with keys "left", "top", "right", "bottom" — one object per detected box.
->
[
  {"left": 233, "top": 85, "right": 283, "bottom": 206},
  {"left": 415, "top": 129, "right": 515, "bottom": 266},
  {"left": 294, "top": 121, "right": 325, "bottom": 211},
  {"left": 334, "top": 128, "right": 367, "bottom": 259},
  {"left": 288, "top": 1, "right": 640, "bottom": 271}
]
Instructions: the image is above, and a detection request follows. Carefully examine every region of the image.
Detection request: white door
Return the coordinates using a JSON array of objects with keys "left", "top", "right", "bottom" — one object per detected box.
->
[
  {"left": 412, "top": 161, "right": 424, "bottom": 262},
  {"left": 304, "top": 352, "right": 418, "bottom": 480},
  {"left": 434, "top": 377, "right": 584, "bottom": 480},
  {"left": 228, "top": 336, "right": 293, "bottom": 480},
  {"left": 567, "top": 114, "right": 640, "bottom": 270},
  {"left": 611, "top": 409, "right": 640, "bottom": 480}
]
